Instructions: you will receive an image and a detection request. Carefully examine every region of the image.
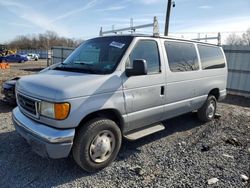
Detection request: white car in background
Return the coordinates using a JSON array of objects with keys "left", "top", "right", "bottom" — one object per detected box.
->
[{"left": 27, "top": 53, "right": 39, "bottom": 61}]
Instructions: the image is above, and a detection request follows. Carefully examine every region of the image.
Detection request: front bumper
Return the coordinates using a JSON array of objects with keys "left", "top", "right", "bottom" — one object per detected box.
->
[{"left": 12, "top": 107, "right": 75, "bottom": 159}]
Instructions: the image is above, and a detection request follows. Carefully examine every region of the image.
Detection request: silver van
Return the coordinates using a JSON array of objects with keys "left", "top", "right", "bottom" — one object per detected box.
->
[{"left": 12, "top": 35, "right": 227, "bottom": 172}]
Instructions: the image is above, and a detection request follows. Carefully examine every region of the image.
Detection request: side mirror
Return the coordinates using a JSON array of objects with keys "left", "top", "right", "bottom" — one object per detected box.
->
[{"left": 126, "top": 59, "right": 147, "bottom": 77}]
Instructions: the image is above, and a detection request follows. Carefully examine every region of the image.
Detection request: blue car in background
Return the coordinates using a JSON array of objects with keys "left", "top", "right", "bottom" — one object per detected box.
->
[{"left": 0, "top": 54, "right": 28, "bottom": 63}]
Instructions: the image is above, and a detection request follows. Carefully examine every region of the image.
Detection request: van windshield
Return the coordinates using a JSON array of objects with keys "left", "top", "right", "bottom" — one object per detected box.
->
[{"left": 54, "top": 36, "right": 133, "bottom": 74}]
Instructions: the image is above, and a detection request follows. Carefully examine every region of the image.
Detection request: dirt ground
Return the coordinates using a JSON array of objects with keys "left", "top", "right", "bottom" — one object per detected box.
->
[
  {"left": 0, "top": 62, "right": 249, "bottom": 187},
  {"left": 0, "top": 60, "right": 47, "bottom": 86},
  {"left": 0, "top": 96, "right": 249, "bottom": 187}
]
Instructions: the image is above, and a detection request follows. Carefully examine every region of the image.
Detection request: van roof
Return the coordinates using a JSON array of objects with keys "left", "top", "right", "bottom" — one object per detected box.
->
[{"left": 98, "top": 34, "right": 219, "bottom": 47}]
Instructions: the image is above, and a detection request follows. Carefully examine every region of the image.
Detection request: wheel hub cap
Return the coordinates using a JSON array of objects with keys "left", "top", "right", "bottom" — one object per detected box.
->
[
  {"left": 89, "top": 130, "right": 115, "bottom": 163},
  {"left": 207, "top": 101, "right": 215, "bottom": 118}
]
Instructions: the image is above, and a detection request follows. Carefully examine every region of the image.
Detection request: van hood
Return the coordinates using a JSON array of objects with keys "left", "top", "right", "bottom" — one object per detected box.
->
[{"left": 16, "top": 70, "right": 122, "bottom": 101}]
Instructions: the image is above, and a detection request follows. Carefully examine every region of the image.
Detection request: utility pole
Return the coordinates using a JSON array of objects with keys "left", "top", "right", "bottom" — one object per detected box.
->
[{"left": 164, "top": 0, "right": 175, "bottom": 36}]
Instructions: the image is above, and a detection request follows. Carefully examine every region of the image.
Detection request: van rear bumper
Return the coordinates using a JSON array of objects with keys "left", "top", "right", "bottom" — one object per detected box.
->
[
  {"left": 219, "top": 89, "right": 227, "bottom": 101},
  {"left": 12, "top": 107, "right": 75, "bottom": 159}
]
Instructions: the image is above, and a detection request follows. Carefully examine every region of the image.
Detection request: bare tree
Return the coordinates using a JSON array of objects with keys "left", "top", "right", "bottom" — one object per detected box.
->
[
  {"left": 226, "top": 28, "right": 250, "bottom": 46},
  {"left": 225, "top": 33, "right": 243, "bottom": 45},
  {"left": 241, "top": 28, "right": 250, "bottom": 45},
  {"left": 7, "top": 30, "right": 82, "bottom": 50}
]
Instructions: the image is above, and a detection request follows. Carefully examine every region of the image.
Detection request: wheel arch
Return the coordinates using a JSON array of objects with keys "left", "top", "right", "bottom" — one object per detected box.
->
[
  {"left": 208, "top": 88, "right": 220, "bottom": 100},
  {"left": 77, "top": 109, "right": 125, "bottom": 133}
]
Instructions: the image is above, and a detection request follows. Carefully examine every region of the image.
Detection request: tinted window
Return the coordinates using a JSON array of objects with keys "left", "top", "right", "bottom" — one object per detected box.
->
[
  {"left": 164, "top": 41, "right": 199, "bottom": 72},
  {"left": 197, "top": 45, "right": 225, "bottom": 69},
  {"left": 128, "top": 40, "right": 160, "bottom": 74}
]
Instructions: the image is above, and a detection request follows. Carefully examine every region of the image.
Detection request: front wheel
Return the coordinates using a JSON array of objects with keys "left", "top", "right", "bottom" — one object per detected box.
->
[
  {"left": 72, "top": 118, "right": 122, "bottom": 172},
  {"left": 197, "top": 95, "right": 217, "bottom": 122}
]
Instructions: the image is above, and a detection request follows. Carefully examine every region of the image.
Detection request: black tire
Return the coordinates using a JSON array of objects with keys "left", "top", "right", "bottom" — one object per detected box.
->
[
  {"left": 19, "top": 60, "right": 24, "bottom": 63},
  {"left": 72, "top": 118, "right": 122, "bottom": 172},
  {"left": 197, "top": 95, "right": 217, "bottom": 122}
]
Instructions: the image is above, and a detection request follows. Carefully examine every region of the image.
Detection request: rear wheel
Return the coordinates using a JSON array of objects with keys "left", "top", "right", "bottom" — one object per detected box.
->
[
  {"left": 72, "top": 118, "right": 122, "bottom": 172},
  {"left": 197, "top": 95, "right": 217, "bottom": 122}
]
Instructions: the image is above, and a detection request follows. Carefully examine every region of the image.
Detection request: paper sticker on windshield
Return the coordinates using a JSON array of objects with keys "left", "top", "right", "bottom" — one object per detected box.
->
[{"left": 110, "top": 41, "right": 125, "bottom": 49}]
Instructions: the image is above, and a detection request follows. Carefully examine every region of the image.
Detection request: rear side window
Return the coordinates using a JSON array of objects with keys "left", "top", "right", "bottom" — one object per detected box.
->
[
  {"left": 129, "top": 40, "right": 160, "bottom": 74},
  {"left": 197, "top": 45, "right": 225, "bottom": 69},
  {"left": 164, "top": 41, "right": 199, "bottom": 72}
]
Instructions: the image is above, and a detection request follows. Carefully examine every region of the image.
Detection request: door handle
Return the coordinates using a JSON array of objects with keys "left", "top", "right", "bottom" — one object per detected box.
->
[{"left": 160, "top": 86, "right": 165, "bottom": 95}]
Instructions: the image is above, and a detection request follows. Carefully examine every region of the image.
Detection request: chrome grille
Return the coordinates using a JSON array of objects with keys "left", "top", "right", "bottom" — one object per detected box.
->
[{"left": 17, "top": 93, "right": 38, "bottom": 117}]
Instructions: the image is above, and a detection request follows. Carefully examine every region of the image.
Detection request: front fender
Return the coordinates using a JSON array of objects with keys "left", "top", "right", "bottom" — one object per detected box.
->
[{"left": 67, "top": 91, "right": 126, "bottom": 128}]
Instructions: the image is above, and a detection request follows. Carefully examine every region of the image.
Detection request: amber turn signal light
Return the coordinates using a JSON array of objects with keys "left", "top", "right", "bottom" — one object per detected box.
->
[{"left": 54, "top": 103, "right": 70, "bottom": 120}]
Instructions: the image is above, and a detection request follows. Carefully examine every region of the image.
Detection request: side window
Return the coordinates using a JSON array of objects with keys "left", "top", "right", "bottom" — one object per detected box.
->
[
  {"left": 197, "top": 45, "right": 225, "bottom": 69},
  {"left": 164, "top": 41, "right": 199, "bottom": 72},
  {"left": 128, "top": 40, "right": 160, "bottom": 74}
]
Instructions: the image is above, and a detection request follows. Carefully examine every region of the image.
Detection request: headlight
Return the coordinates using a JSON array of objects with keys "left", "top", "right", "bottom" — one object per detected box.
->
[{"left": 40, "top": 101, "right": 70, "bottom": 120}]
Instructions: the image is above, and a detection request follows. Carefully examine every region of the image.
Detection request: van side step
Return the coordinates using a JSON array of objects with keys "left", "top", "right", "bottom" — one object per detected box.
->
[{"left": 124, "top": 123, "right": 165, "bottom": 140}]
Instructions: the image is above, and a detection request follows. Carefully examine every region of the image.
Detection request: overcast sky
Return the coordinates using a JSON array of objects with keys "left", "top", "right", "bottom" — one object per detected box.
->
[{"left": 0, "top": 0, "right": 250, "bottom": 43}]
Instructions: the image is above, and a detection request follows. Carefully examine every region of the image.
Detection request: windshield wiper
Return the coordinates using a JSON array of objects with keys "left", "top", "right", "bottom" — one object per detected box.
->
[
  {"left": 66, "top": 60, "right": 95, "bottom": 66},
  {"left": 54, "top": 66, "right": 71, "bottom": 71},
  {"left": 54, "top": 65, "right": 103, "bottom": 74}
]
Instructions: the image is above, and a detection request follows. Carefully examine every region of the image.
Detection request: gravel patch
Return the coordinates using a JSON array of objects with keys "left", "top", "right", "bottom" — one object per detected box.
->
[
  {"left": 0, "top": 97, "right": 249, "bottom": 187},
  {"left": 0, "top": 60, "right": 47, "bottom": 85}
]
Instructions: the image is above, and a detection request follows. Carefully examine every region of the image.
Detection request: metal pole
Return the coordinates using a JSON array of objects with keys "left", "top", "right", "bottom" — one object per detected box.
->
[
  {"left": 47, "top": 38, "right": 49, "bottom": 66},
  {"left": 130, "top": 18, "right": 134, "bottom": 34},
  {"left": 100, "top": 17, "right": 159, "bottom": 36},
  {"left": 164, "top": 0, "right": 172, "bottom": 36},
  {"left": 218, "top": 32, "right": 221, "bottom": 46},
  {"left": 153, "top": 16, "right": 159, "bottom": 36},
  {"left": 99, "top": 27, "right": 103, "bottom": 36}
]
